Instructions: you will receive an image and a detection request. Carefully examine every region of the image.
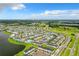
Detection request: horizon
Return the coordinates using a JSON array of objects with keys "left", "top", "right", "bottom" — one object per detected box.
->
[{"left": 0, "top": 19, "right": 79, "bottom": 21}]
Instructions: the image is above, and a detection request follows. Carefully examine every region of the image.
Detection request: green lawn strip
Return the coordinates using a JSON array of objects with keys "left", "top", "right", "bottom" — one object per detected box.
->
[
  {"left": 63, "top": 37, "right": 74, "bottom": 55},
  {"left": 65, "top": 37, "right": 75, "bottom": 56},
  {"left": 78, "top": 46, "right": 79, "bottom": 56},
  {"left": 59, "top": 48, "right": 66, "bottom": 56},
  {"left": 15, "top": 51, "right": 24, "bottom": 56},
  {"left": 60, "top": 41, "right": 71, "bottom": 56},
  {"left": 62, "top": 38, "right": 71, "bottom": 55},
  {"left": 63, "top": 48, "right": 70, "bottom": 56},
  {"left": 68, "top": 39, "right": 75, "bottom": 48},
  {"left": 3, "top": 31, "right": 11, "bottom": 35},
  {"left": 73, "top": 36, "right": 78, "bottom": 56},
  {"left": 41, "top": 43, "right": 57, "bottom": 51},
  {"left": 61, "top": 42, "right": 71, "bottom": 56},
  {"left": 60, "top": 48, "right": 66, "bottom": 56},
  {"left": 77, "top": 39, "right": 79, "bottom": 56},
  {"left": 74, "top": 44, "right": 78, "bottom": 56},
  {"left": 8, "top": 38, "right": 26, "bottom": 45}
]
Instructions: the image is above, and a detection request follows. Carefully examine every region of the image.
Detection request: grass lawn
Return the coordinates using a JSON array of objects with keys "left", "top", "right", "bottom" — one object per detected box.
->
[
  {"left": 74, "top": 45, "right": 78, "bottom": 56},
  {"left": 41, "top": 43, "right": 57, "bottom": 51},
  {"left": 8, "top": 38, "right": 26, "bottom": 45},
  {"left": 68, "top": 38, "right": 75, "bottom": 48},
  {"left": 3, "top": 31, "right": 11, "bottom": 35},
  {"left": 63, "top": 48, "right": 70, "bottom": 56}
]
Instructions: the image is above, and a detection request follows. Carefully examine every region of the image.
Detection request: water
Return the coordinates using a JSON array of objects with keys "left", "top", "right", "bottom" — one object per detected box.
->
[{"left": 0, "top": 32, "right": 25, "bottom": 56}]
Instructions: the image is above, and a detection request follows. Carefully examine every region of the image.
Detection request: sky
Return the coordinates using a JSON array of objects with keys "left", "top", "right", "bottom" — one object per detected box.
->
[{"left": 0, "top": 3, "right": 79, "bottom": 20}]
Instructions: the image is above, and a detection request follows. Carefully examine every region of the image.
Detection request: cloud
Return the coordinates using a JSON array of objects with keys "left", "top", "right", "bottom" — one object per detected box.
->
[
  {"left": 11, "top": 4, "right": 26, "bottom": 10},
  {"left": 32, "top": 10, "right": 79, "bottom": 16},
  {"left": 40, "top": 10, "right": 73, "bottom": 16},
  {"left": 32, "top": 10, "right": 68, "bottom": 17},
  {"left": 31, "top": 10, "right": 79, "bottom": 19},
  {"left": 44, "top": 10, "right": 66, "bottom": 15},
  {"left": 0, "top": 3, "right": 26, "bottom": 10}
]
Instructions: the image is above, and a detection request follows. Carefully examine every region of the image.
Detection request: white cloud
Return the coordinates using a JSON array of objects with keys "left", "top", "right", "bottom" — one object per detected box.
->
[
  {"left": 11, "top": 4, "right": 26, "bottom": 10},
  {"left": 35, "top": 10, "right": 79, "bottom": 16},
  {"left": 32, "top": 10, "right": 69, "bottom": 17},
  {"left": 41, "top": 10, "right": 72, "bottom": 16},
  {"left": 31, "top": 10, "right": 79, "bottom": 19},
  {"left": 0, "top": 3, "right": 26, "bottom": 10},
  {"left": 44, "top": 10, "right": 66, "bottom": 15}
]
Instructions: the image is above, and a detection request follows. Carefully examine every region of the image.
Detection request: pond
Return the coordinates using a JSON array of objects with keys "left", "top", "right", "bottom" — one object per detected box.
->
[{"left": 0, "top": 32, "right": 25, "bottom": 56}]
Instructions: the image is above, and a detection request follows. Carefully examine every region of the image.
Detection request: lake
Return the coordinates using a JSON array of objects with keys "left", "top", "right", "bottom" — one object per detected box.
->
[{"left": 0, "top": 32, "right": 25, "bottom": 56}]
